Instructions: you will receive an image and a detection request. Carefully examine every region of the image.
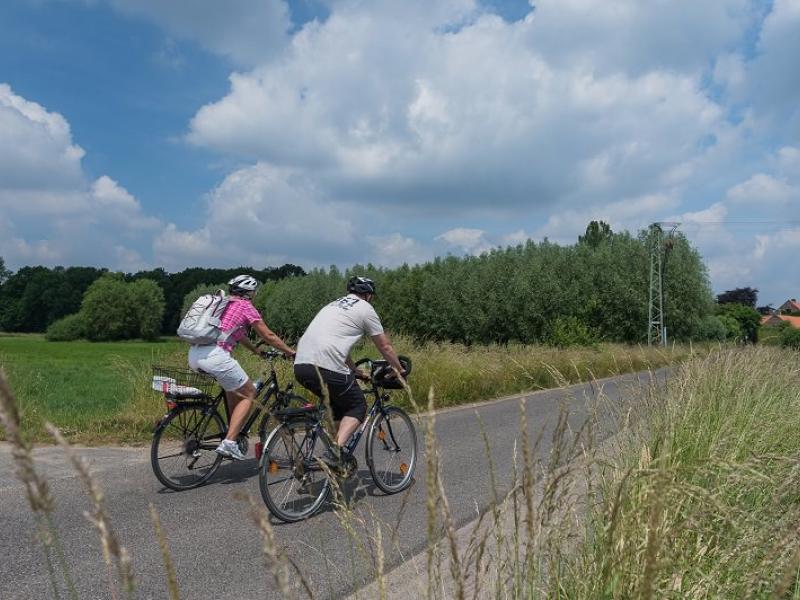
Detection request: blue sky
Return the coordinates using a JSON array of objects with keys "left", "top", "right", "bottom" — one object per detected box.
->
[{"left": 0, "top": 0, "right": 798, "bottom": 305}]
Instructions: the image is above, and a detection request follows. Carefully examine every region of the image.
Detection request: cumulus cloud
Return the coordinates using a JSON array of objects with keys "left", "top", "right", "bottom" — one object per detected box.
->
[
  {"left": 528, "top": 0, "right": 756, "bottom": 76},
  {"left": 186, "top": 0, "right": 730, "bottom": 214},
  {"left": 0, "top": 83, "right": 85, "bottom": 194},
  {"left": 154, "top": 163, "right": 358, "bottom": 270},
  {"left": 536, "top": 193, "right": 681, "bottom": 243},
  {"left": 0, "top": 84, "right": 159, "bottom": 271},
  {"left": 436, "top": 227, "right": 493, "bottom": 254},
  {"left": 368, "top": 233, "right": 432, "bottom": 267},
  {"left": 726, "top": 173, "right": 795, "bottom": 206},
  {"left": 105, "top": 0, "right": 292, "bottom": 67},
  {"left": 669, "top": 143, "right": 800, "bottom": 303}
]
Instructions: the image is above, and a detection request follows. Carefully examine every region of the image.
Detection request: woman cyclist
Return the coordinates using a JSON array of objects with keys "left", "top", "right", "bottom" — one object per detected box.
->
[{"left": 188, "top": 275, "right": 295, "bottom": 460}]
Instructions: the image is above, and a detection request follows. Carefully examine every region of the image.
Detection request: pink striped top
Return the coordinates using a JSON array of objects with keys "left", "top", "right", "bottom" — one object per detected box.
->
[{"left": 216, "top": 297, "right": 262, "bottom": 352}]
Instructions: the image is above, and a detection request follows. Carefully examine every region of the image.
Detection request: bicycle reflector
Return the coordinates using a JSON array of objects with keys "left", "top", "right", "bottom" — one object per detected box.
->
[
  {"left": 400, "top": 463, "right": 408, "bottom": 475},
  {"left": 268, "top": 461, "right": 279, "bottom": 474}
]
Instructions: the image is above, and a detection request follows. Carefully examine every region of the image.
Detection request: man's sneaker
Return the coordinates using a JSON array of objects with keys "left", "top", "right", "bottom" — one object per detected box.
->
[{"left": 215, "top": 439, "right": 246, "bottom": 461}]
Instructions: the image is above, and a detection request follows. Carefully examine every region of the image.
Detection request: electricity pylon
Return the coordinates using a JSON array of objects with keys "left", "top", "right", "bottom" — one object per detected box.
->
[{"left": 647, "top": 222, "right": 679, "bottom": 346}]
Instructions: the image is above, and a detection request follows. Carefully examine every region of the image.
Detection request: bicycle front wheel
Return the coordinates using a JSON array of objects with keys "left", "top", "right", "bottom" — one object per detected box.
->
[
  {"left": 366, "top": 406, "right": 417, "bottom": 494},
  {"left": 259, "top": 420, "right": 332, "bottom": 522},
  {"left": 151, "top": 405, "right": 224, "bottom": 490}
]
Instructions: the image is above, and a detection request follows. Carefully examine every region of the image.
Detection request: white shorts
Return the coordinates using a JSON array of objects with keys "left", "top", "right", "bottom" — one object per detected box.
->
[{"left": 188, "top": 345, "right": 249, "bottom": 392}]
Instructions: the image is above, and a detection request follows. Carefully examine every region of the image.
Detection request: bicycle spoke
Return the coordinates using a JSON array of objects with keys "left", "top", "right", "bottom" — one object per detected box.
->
[
  {"left": 259, "top": 421, "right": 331, "bottom": 522},
  {"left": 151, "top": 406, "right": 224, "bottom": 490},
  {"left": 368, "top": 408, "right": 416, "bottom": 494}
]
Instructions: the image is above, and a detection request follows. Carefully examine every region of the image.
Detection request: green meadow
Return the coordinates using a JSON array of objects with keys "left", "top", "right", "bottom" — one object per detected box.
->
[{"left": 0, "top": 334, "right": 693, "bottom": 445}]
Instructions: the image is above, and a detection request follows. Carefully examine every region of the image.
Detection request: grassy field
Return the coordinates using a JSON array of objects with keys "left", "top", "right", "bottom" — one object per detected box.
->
[
  {"left": 0, "top": 336, "right": 185, "bottom": 443},
  {"left": 0, "top": 334, "right": 694, "bottom": 445}
]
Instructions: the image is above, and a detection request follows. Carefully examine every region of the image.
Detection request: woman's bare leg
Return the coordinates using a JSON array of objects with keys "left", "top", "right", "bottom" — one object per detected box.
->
[{"left": 225, "top": 380, "right": 256, "bottom": 441}]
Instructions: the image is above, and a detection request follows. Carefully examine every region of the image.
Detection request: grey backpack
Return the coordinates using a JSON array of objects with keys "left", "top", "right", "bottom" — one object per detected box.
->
[{"left": 176, "top": 290, "right": 232, "bottom": 345}]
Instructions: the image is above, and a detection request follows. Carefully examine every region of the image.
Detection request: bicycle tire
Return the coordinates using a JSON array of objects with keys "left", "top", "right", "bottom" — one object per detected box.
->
[
  {"left": 366, "top": 406, "right": 417, "bottom": 494},
  {"left": 259, "top": 419, "right": 332, "bottom": 522},
  {"left": 151, "top": 405, "right": 224, "bottom": 490}
]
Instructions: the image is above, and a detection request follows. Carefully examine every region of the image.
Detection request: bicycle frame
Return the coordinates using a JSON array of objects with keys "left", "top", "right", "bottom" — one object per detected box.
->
[
  {"left": 288, "top": 381, "right": 402, "bottom": 461},
  {"left": 156, "top": 355, "right": 290, "bottom": 444}
]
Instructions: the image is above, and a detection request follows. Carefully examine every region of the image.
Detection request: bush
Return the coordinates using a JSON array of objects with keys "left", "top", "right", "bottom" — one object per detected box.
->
[
  {"left": 129, "top": 279, "right": 165, "bottom": 340},
  {"left": 715, "top": 303, "right": 760, "bottom": 343},
  {"left": 780, "top": 326, "right": 800, "bottom": 350},
  {"left": 546, "top": 316, "right": 598, "bottom": 348},
  {"left": 81, "top": 274, "right": 165, "bottom": 341},
  {"left": 45, "top": 313, "right": 87, "bottom": 341},
  {"left": 697, "top": 315, "right": 727, "bottom": 341}
]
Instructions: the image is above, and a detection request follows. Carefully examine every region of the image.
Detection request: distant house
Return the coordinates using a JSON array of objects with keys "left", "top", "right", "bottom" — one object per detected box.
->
[
  {"left": 779, "top": 299, "right": 800, "bottom": 313},
  {"left": 761, "top": 314, "right": 800, "bottom": 328}
]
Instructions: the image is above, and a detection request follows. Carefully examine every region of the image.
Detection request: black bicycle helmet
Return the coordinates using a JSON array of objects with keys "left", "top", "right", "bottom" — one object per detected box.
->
[
  {"left": 373, "top": 355, "right": 412, "bottom": 389},
  {"left": 347, "top": 275, "right": 376, "bottom": 296}
]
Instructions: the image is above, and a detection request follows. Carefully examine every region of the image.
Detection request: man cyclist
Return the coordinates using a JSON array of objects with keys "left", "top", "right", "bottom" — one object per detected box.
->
[
  {"left": 294, "top": 276, "right": 406, "bottom": 465},
  {"left": 188, "top": 274, "right": 295, "bottom": 460}
]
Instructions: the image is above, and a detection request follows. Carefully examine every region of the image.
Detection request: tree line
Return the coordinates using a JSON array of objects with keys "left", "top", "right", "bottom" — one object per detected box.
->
[
  {"left": 1, "top": 222, "right": 766, "bottom": 345},
  {"left": 256, "top": 224, "right": 718, "bottom": 346},
  {"left": 0, "top": 262, "right": 304, "bottom": 338}
]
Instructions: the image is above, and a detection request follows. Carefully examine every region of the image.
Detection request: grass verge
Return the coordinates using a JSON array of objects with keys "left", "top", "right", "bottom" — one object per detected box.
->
[{"left": 556, "top": 345, "right": 800, "bottom": 598}]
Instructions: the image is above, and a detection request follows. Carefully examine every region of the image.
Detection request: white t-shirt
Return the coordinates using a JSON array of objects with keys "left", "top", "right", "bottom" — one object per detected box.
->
[{"left": 295, "top": 294, "right": 384, "bottom": 374}]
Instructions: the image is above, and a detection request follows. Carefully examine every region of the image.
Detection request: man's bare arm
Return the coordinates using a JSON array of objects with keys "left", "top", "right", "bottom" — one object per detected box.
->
[{"left": 370, "top": 333, "right": 405, "bottom": 375}]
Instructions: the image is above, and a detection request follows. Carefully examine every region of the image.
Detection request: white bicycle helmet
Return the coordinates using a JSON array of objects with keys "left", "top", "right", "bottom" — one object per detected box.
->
[{"left": 228, "top": 274, "right": 260, "bottom": 297}]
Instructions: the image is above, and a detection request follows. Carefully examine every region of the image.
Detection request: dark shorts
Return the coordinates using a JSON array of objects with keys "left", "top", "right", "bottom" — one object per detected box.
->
[{"left": 293, "top": 363, "right": 367, "bottom": 422}]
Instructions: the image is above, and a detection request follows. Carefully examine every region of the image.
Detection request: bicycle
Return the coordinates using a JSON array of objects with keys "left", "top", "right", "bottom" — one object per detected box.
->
[
  {"left": 150, "top": 350, "right": 302, "bottom": 491},
  {"left": 258, "top": 356, "right": 417, "bottom": 522}
]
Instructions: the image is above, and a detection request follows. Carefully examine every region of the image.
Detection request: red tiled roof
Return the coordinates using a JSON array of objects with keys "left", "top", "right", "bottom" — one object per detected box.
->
[
  {"left": 782, "top": 300, "right": 800, "bottom": 312},
  {"left": 762, "top": 315, "right": 800, "bottom": 328}
]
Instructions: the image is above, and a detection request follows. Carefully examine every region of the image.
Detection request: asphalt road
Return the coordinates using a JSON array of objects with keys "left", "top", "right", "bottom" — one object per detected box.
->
[{"left": 0, "top": 371, "right": 660, "bottom": 599}]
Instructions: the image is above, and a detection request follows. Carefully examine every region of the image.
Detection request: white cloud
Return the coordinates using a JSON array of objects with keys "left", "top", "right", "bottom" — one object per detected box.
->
[
  {"left": 717, "top": 0, "right": 800, "bottom": 134},
  {"left": 537, "top": 193, "right": 681, "bottom": 243},
  {"left": 105, "top": 0, "right": 292, "bottom": 67},
  {"left": 0, "top": 83, "right": 85, "bottom": 193},
  {"left": 0, "top": 84, "right": 160, "bottom": 270},
  {"left": 726, "top": 173, "right": 795, "bottom": 206},
  {"left": 368, "top": 233, "right": 432, "bottom": 267},
  {"left": 154, "top": 163, "right": 357, "bottom": 270},
  {"left": 186, "top": 0, "right": 729, "bottom": 214},
  {"left": 527, "top": 0, "right": 756, "bottom": 76},
  {"left": 436, "top": 228, "right": 492, "bottom": 254}
]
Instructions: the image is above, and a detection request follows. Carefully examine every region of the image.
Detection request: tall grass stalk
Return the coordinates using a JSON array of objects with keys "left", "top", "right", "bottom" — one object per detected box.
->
[
  {"left": 0, "top": 369, "right": 78, "bottom": 600},
  {"left": 149, "top": 503, "right": 180, "bottom": 600},
  {"left": 45, "top": 423, "right": 135, "bottom": 600}
]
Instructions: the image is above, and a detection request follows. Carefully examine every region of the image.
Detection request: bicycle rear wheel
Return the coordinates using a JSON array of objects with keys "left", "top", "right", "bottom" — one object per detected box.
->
[
  {"left": 259, "top": 419, "right": 332, "bottom": 522},
  {"left": 366, "top": 406, "right": 417, "bottom": 494},
  {"left": 151, "top": 405, "right": 224, "bottom": 490}
]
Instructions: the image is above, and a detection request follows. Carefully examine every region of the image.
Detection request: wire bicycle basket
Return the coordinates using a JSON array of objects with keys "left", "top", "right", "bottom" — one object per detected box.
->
[{"left": 151, "top": 366, "right": 217, "bottom": 400}]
